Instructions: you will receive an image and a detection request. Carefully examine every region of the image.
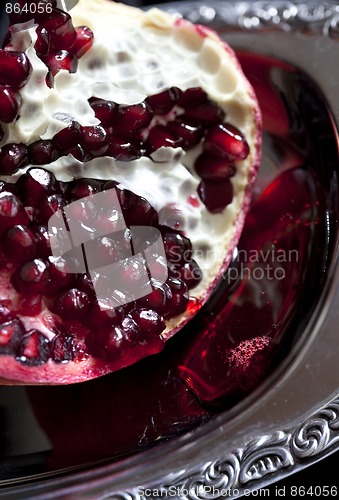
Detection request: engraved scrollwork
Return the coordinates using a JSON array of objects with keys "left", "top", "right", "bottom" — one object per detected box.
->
[
  {"left": 238, "top": 431, "right": 293, "bottom": 484},
  {"left": 291, "top": 397, "right": 339, "bottom": 458},
  {"left": 115, "top": 396, "right": 339, "bottom": 499},
  {"left": 161, "top": 455, "right": 240, "bottom": 499}
]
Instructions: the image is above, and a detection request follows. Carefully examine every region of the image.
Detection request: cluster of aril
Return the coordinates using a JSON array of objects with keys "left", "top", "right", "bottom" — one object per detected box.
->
[
  {"left": 0, "top": 85, "right": 249, "bottom": 213},
  {"left": 0, "top": 1, "right": 93, "bottom": 133},
  {"left": 0, "top": 1, "right": 249, "bottom": 214},
  {"left": 0, "top": 167, "right": 202, "bottom": 366}
]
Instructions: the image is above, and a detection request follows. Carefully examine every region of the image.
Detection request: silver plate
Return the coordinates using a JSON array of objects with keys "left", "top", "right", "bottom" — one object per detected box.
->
[{"left": 1, "top": 1, "right": 339, "bottom": 498}]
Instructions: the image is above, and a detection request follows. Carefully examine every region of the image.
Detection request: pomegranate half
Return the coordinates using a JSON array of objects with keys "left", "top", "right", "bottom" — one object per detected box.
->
[{"left": 0, "top": 0, "right": 262, "bottom": 384}]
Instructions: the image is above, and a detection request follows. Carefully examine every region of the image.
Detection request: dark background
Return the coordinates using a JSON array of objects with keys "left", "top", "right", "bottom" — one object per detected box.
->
[{"left": 0, "top": 0, "right": 338, "bottom": 495}]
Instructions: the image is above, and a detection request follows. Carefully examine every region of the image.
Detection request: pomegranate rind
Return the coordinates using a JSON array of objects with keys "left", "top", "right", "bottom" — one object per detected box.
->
[{"left": 0, "top": 0, "right": 262, "bottom": 384}]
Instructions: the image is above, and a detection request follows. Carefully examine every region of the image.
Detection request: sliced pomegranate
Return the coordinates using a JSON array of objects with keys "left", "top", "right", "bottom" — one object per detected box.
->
[
  {"left": 0, "top": 50, "right": 32, "bottom": 89},
  {"left": 0, "top": 0, "right": 261, "bottom": 385}
]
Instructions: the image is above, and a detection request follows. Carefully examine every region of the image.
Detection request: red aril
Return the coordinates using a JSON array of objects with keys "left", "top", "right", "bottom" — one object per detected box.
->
[
  {"left": 35, "top": 9, "right": 77, "bottom": 55},
  {"left": 204, "top": 123, "right": 250, "bottom": 161},
  {"left": 72, "top": 26, "right": 94, "bottom": 58},
  {"left": 42, "top": 50, "right": 78, "bottom": 76},
  {"left": 0, "top": 50, "right": 32, "bottom": 89}
]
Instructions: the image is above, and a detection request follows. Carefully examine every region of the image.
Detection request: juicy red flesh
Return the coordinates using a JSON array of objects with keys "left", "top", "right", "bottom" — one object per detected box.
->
[
  {"left": 0, "top": 171, "right": 203, "bottom": 365},
  {"left": 28, "top": 140, "right": 60, "bottom": 165},
  {"left": 72, "top": 26, "right": 94, "bottom": 58},
  {"left": 35, "top": 10, "right": 76, "bottom": 55},
  {"left": 0, "top": 143, "right": 28, "bottom": 175},
  {"left": 80, "top": 125, "right": 109, "bottom": 156},
  {"left": 42, "top": 50, "right": 78, "bottom": 76},
  {"left": 195, "top": 153, "right": 236, "bottom": 180},
  {"left": 0, "top": 50, "right": 32, "bottom": 89},
  {"left": 204, "top": 123, "right": 250, "bottom": 161},
  {"left": 198, "top": 178, "right": 234, "bottom": 213}
]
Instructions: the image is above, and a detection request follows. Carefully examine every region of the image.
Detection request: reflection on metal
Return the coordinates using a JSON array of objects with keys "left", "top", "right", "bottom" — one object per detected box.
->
[
  {"left": 113, "top": 397, "right": 339, "bottom": 499},
  {"left": 160, "top": 1, "right": 339, "bottom": 40}
]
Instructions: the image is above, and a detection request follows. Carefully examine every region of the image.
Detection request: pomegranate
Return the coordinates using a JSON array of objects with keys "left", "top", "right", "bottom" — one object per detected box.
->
[{"left": 0, "top": 0, "right": 261, "bottom": 384}]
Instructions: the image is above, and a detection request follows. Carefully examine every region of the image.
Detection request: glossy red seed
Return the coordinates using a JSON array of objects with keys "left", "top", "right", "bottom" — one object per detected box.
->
[
  {"left": 54, "top": 288, "right": 90, "bottom": 320},
  {"left": 52, "top": 121, "right": 81, "bottom": 150},
  {"left": 166, "top": 277, "right": 189, "bottom": 317},
  {"left": 99, "top": 325, "right": 129, "bottom": 361},
  {"left": 145, "top": 125, "right": 180, "bottom": 154},
  {"left": 87, "top": 300, "right": 124, "bottom": 327},
  {"left": 13, "top": 258, "right": 50, "bottom": 295},
  {"left": 80, "top": 125, "right": 108, "bottom": 156},
  {"left": 183, "top": 101, "right": 225, "bottom": 126},
  {"left": 16, "top": 167, "right": 58, "bottom": 207},
  {"left": 28, "top": 140, "right": 60, "bottom": 165},
  {"left": 146, "top": 87, "right": 182, "bottom": 114},
  {"left": 88, "top": 97, "right": 118, "bottom": 127},
  {"left": 4, "top": 225, "right": 38, "bottom": 264},
  {"left": 63, "top": 143, "right": 86, "bottom": 161},
  {"left": 0, "top": 143, "right": 28, "bottom": 175},
  {"left": 124, "top": 196, "right": 158, "bottom": 226},
  {"left": 0, "top": 86, "right": 21, "bottom": 123},
  {"left": 162, "top": 229, "right": 192, "bottom": 263},
  {"left": 198, "top": 178, "right": 234, "bottom": 213},
  {"left": 36, "top": 9, "right": 76, "bottom": 55},
  {"left": 167, "top": 119, "right": 204, "bottom": 149},
  {"left": 107, "top": 136, "right": 143, "bottom": 161},
  {"left": 178, "top": 87, "right": 208, "bottom": 109},
  {"left": 204, "top": 123, "right": 250, "bottom": 161},
  {"left": 36, "top": 194, "right": 66, "bottom": 225},
  {"left": 195, "top": 152, "right": 236, "bottom": 180},
  {"left": 42, "top": 50, "right": 78, "bottom": 76},
  {"left": 0, "top": 318, "right": 25, "bottom": 355},
  {"left": 118, "top": 101, "right": 154, "bottom": 133},
  {"left": 138, "top": 281, "right": 172, "bottom": 316},
  {"left": 130, "top": 308, "right": 165, "bottom": 336},
  {"left": 0, "top": 191, "right": 29, "bottom": 237},
  {"left": 71, "top": 26, "right": 94, "bottom": 58},
  {"left": 177, "top": 260, "right": 203, "bottom": 289},
  {"left": 17, "top": 329, "right": 50, "bottom": 366},
  {"left": 68, "top": 178, "right": 102, "bottom": 200},
  {"left": 115, "top": 187, "right": 136, "bottom": 212},
  {"left": 0, "top": 50, "right": 32, "bottom": 89}
]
